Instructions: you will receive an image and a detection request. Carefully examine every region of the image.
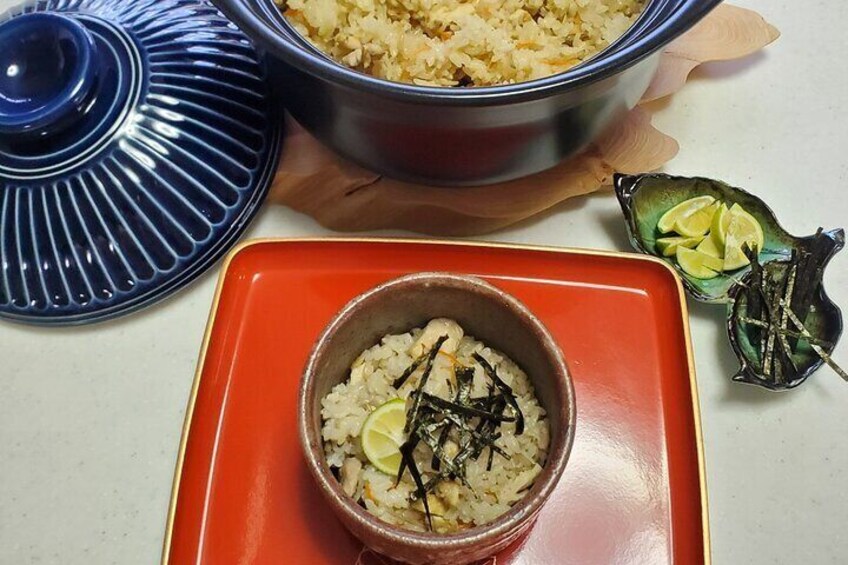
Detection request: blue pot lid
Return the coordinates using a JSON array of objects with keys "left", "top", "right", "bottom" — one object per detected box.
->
[{"left": 0, "top": 0, "right": 282, "bottom": 324}]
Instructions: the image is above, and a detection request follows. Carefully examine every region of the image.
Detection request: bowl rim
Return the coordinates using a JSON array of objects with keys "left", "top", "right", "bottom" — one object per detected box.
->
[
  {"left": 298, "top": 272, "right": 577, "bottom": 552},
  {"left": 213, "top": 0, "right": 722, "bottom": 104}
]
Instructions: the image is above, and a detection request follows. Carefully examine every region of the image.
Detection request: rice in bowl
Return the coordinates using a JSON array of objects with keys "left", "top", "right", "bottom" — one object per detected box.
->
[
  {"left": 321, "top": 318, "right": 550, "bottom": 533},
  {"left": 278, "top": 0, "right": 646, "bottom": 87}
]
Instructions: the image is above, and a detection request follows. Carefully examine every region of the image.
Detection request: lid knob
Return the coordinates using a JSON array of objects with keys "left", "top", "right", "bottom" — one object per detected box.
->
[{"left": 0, "top": 13, "right": 98, "bottom": 138}]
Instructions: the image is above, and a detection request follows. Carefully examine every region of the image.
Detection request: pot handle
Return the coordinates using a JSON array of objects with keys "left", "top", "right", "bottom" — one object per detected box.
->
[{"left": 0, "top": 12, "right": 99, "bottom": 138}]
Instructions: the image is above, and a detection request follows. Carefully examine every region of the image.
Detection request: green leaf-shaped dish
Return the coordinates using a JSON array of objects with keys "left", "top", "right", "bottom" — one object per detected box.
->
[
  {"left": 615, "top": 173, "right": 845, "bottom": 391},
  {"left": 729, "top": 254, "right": 844, "bottom": 390},
  {"left": 615, "top": 173, "right": 826, "bottom": 303}
]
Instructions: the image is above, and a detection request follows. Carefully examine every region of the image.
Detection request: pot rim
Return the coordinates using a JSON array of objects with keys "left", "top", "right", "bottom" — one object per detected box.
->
[
  {"left": 298, "top": 272, "right": 577, "bottom": 553},
  {"left": 213, "top": 0, "right": 722, "bottom": 105}
]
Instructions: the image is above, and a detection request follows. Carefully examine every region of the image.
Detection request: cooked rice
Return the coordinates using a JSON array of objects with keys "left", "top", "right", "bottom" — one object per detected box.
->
[
  {"left": 321, "top": 319, "right": 549, "bottom": 532},
  {"left": 278, "top": 0, "right": 645, "bottom": 86}
]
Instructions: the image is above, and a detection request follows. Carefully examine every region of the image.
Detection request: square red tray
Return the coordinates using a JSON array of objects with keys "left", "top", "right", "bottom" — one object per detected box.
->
[{"left": 162, "top": 239, "right": 709, "bottom": 564}]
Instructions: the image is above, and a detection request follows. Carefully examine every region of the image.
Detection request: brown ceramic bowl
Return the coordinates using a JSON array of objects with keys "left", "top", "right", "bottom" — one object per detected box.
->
[{"left": 299, "top": 273, "right": 576, "bottom": 564}]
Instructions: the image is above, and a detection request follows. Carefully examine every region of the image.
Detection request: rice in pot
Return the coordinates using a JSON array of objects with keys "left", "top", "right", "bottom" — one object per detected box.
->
[
  {"left": 278, "top": 0, "right": 646, "bottom": 86},
  {"left": 321, "top": 318, "right": 550, "bottom": 533}
]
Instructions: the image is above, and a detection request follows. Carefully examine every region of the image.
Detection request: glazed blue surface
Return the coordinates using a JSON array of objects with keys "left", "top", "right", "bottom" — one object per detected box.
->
[
  {"left": 0, "top": 13, "right": 97, "bottom": 136},
  {"left": 0, "top": 0, "right": 282, "bottom": 325}
]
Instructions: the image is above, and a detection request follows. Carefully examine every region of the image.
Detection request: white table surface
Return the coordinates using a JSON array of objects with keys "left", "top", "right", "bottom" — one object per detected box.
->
[{"left": 1, "top": 1, "right": 847, "bottom": 563}]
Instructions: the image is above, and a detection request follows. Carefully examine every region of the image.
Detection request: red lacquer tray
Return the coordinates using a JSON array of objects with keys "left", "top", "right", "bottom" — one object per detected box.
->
[{"left": 162, "top": 239, "right": 710, "bottom": 565}]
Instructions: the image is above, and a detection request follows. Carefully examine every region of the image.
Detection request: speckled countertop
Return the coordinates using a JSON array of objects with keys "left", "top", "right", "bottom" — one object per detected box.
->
[{"left": 1, "top": 0, "right": 846, "bottom": 563}]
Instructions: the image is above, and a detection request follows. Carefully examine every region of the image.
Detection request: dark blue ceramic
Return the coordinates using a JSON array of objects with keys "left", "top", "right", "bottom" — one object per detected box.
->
[
  {"left": 0, "top": 13, "right": 97, "bottom": 137},
  {"left": 0, "top": 0, "right": 282, "bottom": 325},
  {"left": 214, "top": 0, "right": 723, "bottom": 185}
]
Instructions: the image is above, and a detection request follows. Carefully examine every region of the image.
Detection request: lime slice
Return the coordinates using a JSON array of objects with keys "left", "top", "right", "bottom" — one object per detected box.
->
[
  {"left": 656, "top": 235, "right": 704, "bottom": 257},
  {"left": 360, "top": 398, "right": 407, "bottom": 475},
  {"left": 657, "top": 196, "right": 716, "bottom": 234},
  {"left": 673, "top": 201, "right": 720, "bottom": 237},
  {"left": 710, "top": 203, "right": 731, "bottom": 249},
  {"left": 696, "top": 234, "right": 723, "bottom": 259},
  {"left": 723, "top": 245, "right": 750, "bottom": 272},
  {"left": 676, "top": 247, "right": 722, "bottom": 279},
  {"left": 723, "top": 209, "right": 765, "bottom": 271}
]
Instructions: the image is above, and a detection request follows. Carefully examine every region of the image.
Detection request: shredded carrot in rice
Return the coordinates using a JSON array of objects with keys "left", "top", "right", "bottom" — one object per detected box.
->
[
  {"left": 363, "top": 481, "right": 376, "bottom": 502},
  {"left": 438, "top": 350, "right": 467, "bottom": 368},
  {"left": 543, "top": 57, "right": 580, "bottom": 67}
]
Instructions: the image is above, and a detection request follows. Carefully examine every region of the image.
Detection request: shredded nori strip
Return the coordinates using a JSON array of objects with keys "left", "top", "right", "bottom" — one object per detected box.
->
[
  {"left": 400, "top": 437, "right": 433, "bottom": 531},
  {"left": 410, "top": 436, "right": 480, "bottom": 501},
  {"left": 432, "top": 424, "right": 451, "bottom": 471},
  {"left": 392, "top": 338, "right": 535, "bottom": 530},
  {"left": 392, "top": 356, "right": 426, "bottom": 389},
  {"left": 735, "top": 235, "right": 846, "bottom": 386},
  {"left": 480, "top": 384, "right": 504, "bottom": 471},
  {"left": 455, "top": 366, "right": 474, "bottom": 404},
  {"left": 756, "top": 263, "right": 797, "bottom": 379},
  {"left": 440, "top": 412, "right": 510, "bottom": 460},
  {"left": 393, "top": 335, "right": 448, "bottom": 389},
  {"left": 420, "top": 392, "right": 515, "bottom": 422},
  {"left": 395, "top": 433, "right": 420, "bottom": 487},
  {"left": 738, "top": 317, "right": 833, "bottom": 346},
  {"left": 486, "top": 441, "right": 496, "bottom": 471},
  {"left": 473, "top": 353, "right": 525, "bottom": 435},
  {"left": 403, "top": 335, "right": 449, "bottom": 433},
  {"left": 781, "top": 299, "right": 848, "bottom": 381},
  {"left": 744, "top": 244, "right": 764, "bottom": 348},
  {"left": 419, "top": 426, "right": 463, "bottom": 478},
  {"left": 792, "top": 232, "right": 824, "bottom": 314}
]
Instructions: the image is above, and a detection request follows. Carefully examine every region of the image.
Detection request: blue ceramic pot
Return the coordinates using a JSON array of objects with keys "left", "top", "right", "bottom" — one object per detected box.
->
[
  {"left": 214, "top": 0, "right": 722, "bottom": 185},
  {"left": 0, "top": 1, "right": 282, "bottom": 325}
]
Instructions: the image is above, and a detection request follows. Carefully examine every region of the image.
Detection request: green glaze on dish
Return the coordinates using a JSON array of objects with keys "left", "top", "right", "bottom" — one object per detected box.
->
[
  {"left": 728, "top": 251, "right": 844, "bottom": 390},
  {"left": 615, "top": 173, "right": 845, "bottom": 391},
  {"left": 616, "top": 174, "right": 820, "bottom": 303}
]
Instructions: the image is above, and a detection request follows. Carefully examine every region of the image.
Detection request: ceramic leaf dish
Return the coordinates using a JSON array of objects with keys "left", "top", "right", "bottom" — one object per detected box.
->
[{"left": 615, "top": 173, "right": 845, "bottom": 391}]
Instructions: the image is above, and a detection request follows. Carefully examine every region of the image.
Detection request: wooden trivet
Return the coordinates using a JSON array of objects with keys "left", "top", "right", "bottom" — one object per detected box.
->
[{"left": 269, "top": 4, "right": 779, "bottom": 236}]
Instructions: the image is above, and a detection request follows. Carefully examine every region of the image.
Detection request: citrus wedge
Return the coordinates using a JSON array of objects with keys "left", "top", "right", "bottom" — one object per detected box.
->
[
  {"left": 673, "top": 201, "right": 721, "bottom": 237},
  {"left": 696, "top": 234, "right": 723, "bottom": 259},
  {"left": 710, "top": 203, "right": 731, "bottom": 249},
  {"left": 676, "top": 247, "right": 722, "bottom": 279},
  {"left": 722, "top": 208, "right": 765, "bottom": 271},
  {"left": 361, "top": 398, "right": 407, "bottom": 475},
  {"left": 656, "top": 235, "right": 704, "bottom": 257},
  {"left": 657, "top": 196, "right": 716, "bottom": 234},
  {"left": 723, "top": 245, "right": 750, "bottom": 272}
]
